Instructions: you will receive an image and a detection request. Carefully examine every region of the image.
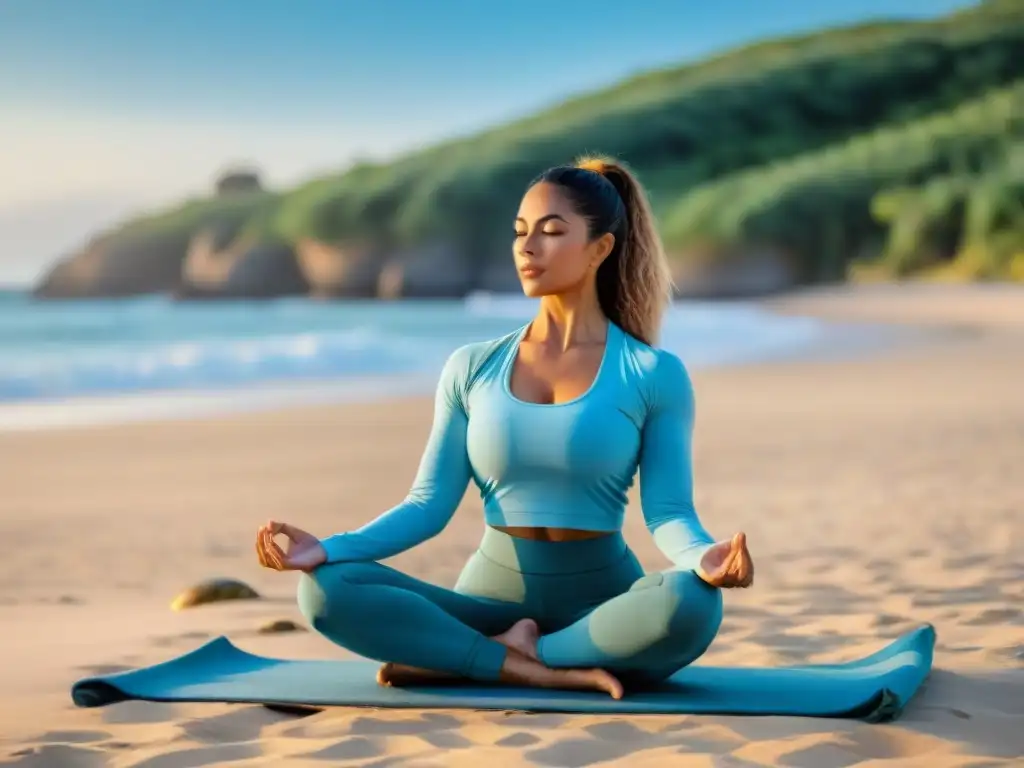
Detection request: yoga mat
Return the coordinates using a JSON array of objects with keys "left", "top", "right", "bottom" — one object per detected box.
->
[{"left": 71, "top": 623, "right": 935, "bottom": 722}]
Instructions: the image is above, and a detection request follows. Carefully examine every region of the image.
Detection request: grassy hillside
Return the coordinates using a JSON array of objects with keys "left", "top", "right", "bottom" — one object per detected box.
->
[
  {"left": 662, "top": 79, "right": 1024, "bottom": 280},
  {"left": 56, "top": 0, "right": 1024, "bottom": 292}
]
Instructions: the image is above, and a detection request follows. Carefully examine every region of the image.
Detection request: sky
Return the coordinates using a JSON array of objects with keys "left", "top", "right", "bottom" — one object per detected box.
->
[{"left": 0, "top": 0, "right": 972, "bottom": 284}]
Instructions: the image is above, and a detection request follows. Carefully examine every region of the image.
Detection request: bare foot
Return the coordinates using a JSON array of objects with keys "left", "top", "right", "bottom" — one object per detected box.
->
[
  {"left": 499, "top": 648, "right": 624, "bottom": 699},
  {"left": 377, "top": 662, "right": 460, "bottom": 687},
  {"left": 492, "top": 618, "right": 540, "bottom": 660},
  {"left": 377, "top": 617, "right": 541, "bottom": 688},
  {"left": 377, "top": 620, "right": 623, "bottom": 699}
]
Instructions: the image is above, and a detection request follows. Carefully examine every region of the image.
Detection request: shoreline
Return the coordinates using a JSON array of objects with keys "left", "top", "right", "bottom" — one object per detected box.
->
[
  {"left": 3, "top": 282, "right": 1022, "bottom": 765},
  {"left": 0, "top": 287, "right": 962, "bottom": 434}
]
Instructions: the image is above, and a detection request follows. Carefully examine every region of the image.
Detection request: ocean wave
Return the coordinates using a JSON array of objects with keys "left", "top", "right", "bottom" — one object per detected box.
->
[
  {"left": 0, "top": 294, "right": 829, "bottom": 403},
  {"left": 0, "top": 326, "right": 454, "bottom": 401}
]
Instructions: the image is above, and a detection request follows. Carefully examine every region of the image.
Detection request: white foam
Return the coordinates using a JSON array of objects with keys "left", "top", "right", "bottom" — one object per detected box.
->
[
  {"left": 0, "top": 374, "right": 437, "bottom": 433},
  {"left": 0, "top": 296, "right": 869, "bottom": 431}
]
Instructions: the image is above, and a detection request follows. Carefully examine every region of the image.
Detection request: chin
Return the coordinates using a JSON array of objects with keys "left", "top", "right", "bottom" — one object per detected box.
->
[
  {"left": 520, "top": 283, "right": 544, "bottom": 298},
  {"left": 518, "top": 278, "right": 549, "bottom": 298}
]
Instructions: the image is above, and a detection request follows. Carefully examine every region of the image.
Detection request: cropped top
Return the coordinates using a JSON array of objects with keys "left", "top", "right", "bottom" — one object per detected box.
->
[{"left": 320, "top": 320, "right": 718, "bottom": 571}]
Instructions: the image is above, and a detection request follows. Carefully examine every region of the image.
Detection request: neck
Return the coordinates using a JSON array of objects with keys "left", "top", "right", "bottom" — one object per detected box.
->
[{"left": 531, "top": 285, "right": 607, "bottom": 352}]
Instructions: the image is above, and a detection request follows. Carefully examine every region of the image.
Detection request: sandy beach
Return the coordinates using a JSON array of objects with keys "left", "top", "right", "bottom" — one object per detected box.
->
[{"left": 1, "top": 283, "right": 1021, "bottom": 767}]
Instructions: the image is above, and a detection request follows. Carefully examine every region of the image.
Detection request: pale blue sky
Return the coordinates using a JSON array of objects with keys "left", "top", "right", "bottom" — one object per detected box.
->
[{"left": 0, "top": 0, "right": 971, "bottom": 283}]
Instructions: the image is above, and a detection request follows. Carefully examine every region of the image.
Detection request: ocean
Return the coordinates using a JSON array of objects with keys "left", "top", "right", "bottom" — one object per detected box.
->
[{"left": 0, "top": 290, "right": 867, "bottom": 431}]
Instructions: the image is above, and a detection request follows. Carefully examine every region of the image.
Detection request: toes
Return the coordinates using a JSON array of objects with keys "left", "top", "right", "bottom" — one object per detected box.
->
[{"left": 601, "top": 671, "right": 624, "bottom": 699}]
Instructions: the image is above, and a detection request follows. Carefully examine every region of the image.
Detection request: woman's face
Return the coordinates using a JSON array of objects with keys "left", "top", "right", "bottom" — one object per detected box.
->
[{"left": 513, "top": 182, "right": 613, "bottom": 298}]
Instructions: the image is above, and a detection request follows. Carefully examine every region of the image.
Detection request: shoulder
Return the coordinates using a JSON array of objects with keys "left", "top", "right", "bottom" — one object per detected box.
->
[
  {"left": 618, "top": 328, "right": 694, "bottom": 413},
  {"left": 438, "top": 327, "right": 522, "bottom": 405},
  {"left": 442, "top": 327, "right": 521, "bottom": 382}
]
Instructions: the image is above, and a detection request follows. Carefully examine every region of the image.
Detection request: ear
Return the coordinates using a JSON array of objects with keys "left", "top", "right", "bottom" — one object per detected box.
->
[{"left": 589, "top": 232, "right": 616, "bottom": 266}]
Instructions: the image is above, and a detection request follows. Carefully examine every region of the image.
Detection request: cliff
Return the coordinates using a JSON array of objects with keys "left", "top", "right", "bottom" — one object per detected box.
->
[{"left": 33, "top": 0, "right": 1024, "bottom": 300}]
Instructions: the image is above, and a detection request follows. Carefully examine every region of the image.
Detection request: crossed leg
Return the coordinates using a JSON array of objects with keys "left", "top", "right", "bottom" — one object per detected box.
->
[
  {"left": 536, "top": 569, "right": 724, "bottom": 685},
  {"left": 299, "top": 561, "right": 723, "bottom": 693},
  {"left": 297, "top": 560, "right": 530, "bottom": 681}
]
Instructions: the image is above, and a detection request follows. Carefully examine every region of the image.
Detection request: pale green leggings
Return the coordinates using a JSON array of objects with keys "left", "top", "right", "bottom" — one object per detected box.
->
[{"left": 298, "top": 527, "right": 723, "bottom": 685}]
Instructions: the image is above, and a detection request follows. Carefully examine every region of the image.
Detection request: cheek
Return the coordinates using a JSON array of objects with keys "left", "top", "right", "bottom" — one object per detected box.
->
[{"left": 540, "top": 240, "right": 590, "bottom": 283}]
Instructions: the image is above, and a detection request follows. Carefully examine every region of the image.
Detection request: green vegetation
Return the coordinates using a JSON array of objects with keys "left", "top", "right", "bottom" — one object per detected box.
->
[
  {"left": 87, "top": 0, "right": 1024, "bottom": 286},
  {"left": 120, "top": 190, "right": 280, "bottom": 240},
  {"left": 662, "top": 80, "right": 1024, "bottom": 280}
]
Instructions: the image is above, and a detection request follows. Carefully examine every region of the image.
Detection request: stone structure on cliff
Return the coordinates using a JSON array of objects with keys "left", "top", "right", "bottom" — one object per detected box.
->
[{"left": 215, "top": 168, "right": 263, "bottom": 196}]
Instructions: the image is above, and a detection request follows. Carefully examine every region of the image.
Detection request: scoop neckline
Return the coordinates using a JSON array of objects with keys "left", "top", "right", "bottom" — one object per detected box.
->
[{"left": 502, "top": 320, "right": 617, "bottom": 408}]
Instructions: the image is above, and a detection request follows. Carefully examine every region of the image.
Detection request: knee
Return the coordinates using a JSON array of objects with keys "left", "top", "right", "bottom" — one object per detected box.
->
[
  {"left": 296, "top": 561, "right": 382, "bottom": 625},
  {"left": 630, "top": 570, "right": 723, "bottom": 644}
]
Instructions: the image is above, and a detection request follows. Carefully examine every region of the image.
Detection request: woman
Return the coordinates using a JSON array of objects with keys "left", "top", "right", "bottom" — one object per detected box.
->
[{"left": 256, "top": 156, "right": 754, "bottom": 699}]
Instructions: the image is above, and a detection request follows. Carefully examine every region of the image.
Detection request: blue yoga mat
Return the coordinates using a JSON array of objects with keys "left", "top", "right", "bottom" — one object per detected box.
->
[{"left": 71, "top": 624, "right": 935, "bottom": 722}]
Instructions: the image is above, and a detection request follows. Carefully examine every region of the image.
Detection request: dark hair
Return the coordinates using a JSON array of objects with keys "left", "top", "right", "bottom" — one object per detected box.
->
[{"left": 530, "top": 155, "right": 673, "bottom": 345}]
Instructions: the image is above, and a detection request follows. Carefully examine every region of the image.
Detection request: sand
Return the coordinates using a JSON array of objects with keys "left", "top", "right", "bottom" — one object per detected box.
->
[{"left": 1, "top": 283, "right": 1021, "bottom": 767}]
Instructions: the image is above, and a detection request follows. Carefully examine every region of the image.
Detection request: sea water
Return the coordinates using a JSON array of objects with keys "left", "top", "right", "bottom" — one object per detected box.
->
[{"left": 0, "top": 290, "right": 863, "bottom": 431}]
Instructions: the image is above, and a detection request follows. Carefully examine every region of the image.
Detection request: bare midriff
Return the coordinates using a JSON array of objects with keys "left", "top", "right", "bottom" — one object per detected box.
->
[{"left": 492, "top": 525, "right": 612, "bottom": 542}]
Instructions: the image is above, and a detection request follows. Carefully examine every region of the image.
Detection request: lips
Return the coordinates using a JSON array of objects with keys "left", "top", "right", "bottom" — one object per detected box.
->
[{"left": 519, "top": 266, "right": 545, "bottom": 278}]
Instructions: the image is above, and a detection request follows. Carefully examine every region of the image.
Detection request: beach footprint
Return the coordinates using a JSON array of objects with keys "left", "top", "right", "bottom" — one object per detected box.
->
[
  {"left": 3, "top": 728, "right": 120, "bottom": 766},
  {"left": 3, "top": 744, "right": 106, "bottom": 768},
  {"left": 116, "top": 743, "right": 260, "bottom": 768}
]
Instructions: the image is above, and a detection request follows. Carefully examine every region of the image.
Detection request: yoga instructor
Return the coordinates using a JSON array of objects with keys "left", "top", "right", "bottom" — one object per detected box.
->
[{"left": 255, "top": 156, "right": 754, "bottom": 698}]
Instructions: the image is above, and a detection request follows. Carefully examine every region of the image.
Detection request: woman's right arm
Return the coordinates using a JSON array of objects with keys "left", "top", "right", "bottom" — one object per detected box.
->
[{"left": 318, "top": 346, "right": 475, "bottom": 563}]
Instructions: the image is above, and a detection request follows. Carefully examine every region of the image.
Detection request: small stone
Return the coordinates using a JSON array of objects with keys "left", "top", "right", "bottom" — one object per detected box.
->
[
  {"left": 258, "top": 619, "right": 306, "bottom": 634},
  {"left": 170, "top": 578, "right": 260, "bottom": 611}
]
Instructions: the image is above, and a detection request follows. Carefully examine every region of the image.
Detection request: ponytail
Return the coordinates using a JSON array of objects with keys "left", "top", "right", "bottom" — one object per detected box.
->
[{"left": 532, "top": 155, "right": 673, "bottom": 345}]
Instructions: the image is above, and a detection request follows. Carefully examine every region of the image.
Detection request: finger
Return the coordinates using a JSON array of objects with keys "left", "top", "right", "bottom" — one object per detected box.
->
[
  {"left": 257, "top": 529, "right": 272, "bottom": 569},
  {"left": 711, "top": 539, "right": 733, "bottom": 568},
  {"left": 278, "top": 522, "right": 314, "bottom": 545},
  {"left": 262, "top": 525, "right": 287, "bottom": 567},
  {"left": 255, "top": 529, "right": 270, "bottom": 568},
  {"left": 712, "top": 541, "right": 748, "bottom": 588},
  {"left": 741, "top": 555, "right": 755, "bottom": 587},
  {"left": 732, "top": 561, "right": 749, "bottom": 588},
  {"left": 730, "top": 544, "right": 746, "bottom": 579},
  {"left": 275, "top": 522, "right": 299, "bottom": 541},
  {"left": 727, "top": 533, "right": 746, "bottom": 571},
  {"left": 266, "top": 533, "right": 290, "bottom": 570},
  {"left": 714, "top": 541, "right": 740, "bottom": 579},
  {"left": 267, "top": 520, "right": 302, "bottom": 553},
  {"left": 716, "top": 542, "right": 741, "bottom": 581},
  {"left": 706, "top": 563, "right": 730, "bottom": 587},
  {"left": 733, "top": 540, "right": 753, "bottom": 587},
  {"left": 262, "top": 529, "right": 284, "bottom": 570}
]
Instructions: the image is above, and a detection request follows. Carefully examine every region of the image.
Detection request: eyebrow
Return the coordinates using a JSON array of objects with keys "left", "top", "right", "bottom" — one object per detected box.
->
[{"left": 515, "top": 214, "right": 568, "bottom": 226}]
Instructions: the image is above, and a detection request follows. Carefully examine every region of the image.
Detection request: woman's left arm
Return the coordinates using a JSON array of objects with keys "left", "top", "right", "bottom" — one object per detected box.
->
[{"left": 637, "top": 351, "right": 717, "bottom": 572}]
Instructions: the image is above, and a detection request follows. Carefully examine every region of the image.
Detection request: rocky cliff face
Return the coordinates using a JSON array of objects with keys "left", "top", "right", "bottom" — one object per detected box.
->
[
  {"left": 177, "top": 227, "right": 308, "bottom": 299},
  {"left": 293, "top": 239, "right": 383, "bottom": 298},
  {"left": 30, "top": 169, "right": 799, "bottom": 301},
  {"left": 33, "top": 223, "right": 799, "bottom": 301},
  {"left": 33, "top": 228, "right": 194, "bottom": 299},
  {"left": 377, "top": 243, "right": 474, "bottom": 299}
]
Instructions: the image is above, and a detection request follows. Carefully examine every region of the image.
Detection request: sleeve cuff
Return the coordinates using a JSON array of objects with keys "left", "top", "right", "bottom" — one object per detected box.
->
[
  {"left": 671, "top": 542, "right": 715, "bottom": 574},
  {"left": 319, "top": 533, "right": 355, "bottom": 564}
]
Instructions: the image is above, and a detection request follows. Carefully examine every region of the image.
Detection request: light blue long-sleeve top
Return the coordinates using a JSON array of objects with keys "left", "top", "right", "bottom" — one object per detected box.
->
[{"left": 320, "top": 320, "right": 718, "bottom": 571}]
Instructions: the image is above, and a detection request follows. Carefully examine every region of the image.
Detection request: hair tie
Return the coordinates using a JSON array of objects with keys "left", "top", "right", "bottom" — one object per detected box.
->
[{"left": 577, "top": 159, "right": 608, "bottom": 176}]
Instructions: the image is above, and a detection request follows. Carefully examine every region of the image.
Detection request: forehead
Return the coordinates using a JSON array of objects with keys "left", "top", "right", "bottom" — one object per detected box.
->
[{"left": 517, "top": 182, "right": 578, "bottom": 220}]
